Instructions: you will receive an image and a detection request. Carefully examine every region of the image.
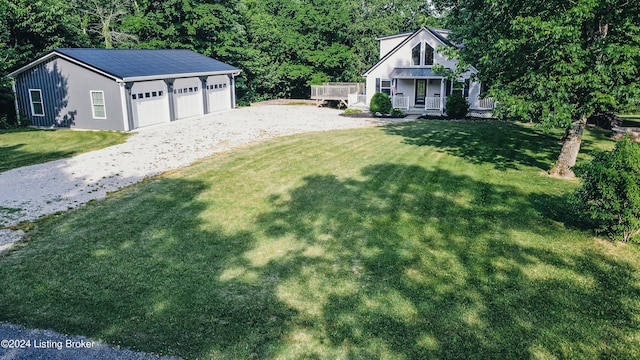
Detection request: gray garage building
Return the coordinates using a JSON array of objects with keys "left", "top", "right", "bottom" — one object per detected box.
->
[{"left": 7, "top": 48, "right": 242, "bottom": 131}]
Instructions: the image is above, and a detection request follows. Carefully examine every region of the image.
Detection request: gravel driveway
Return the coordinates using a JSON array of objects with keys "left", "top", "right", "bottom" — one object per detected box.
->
[
  {"left": 0, "top": 105, "right": 409, "bottom": 249},
  {"left": 0, "top": 105, "right": 413, "bottom": 359}
]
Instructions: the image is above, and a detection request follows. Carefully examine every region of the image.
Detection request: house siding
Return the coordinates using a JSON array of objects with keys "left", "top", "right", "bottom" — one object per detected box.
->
[
  {"left": 14, "top": 57, "right": 126, "bottom": 131},
  {"left": 365, "top": 28, "right": 482, "bottom": 110}
]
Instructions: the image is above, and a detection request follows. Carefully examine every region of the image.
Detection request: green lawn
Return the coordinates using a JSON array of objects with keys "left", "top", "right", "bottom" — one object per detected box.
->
[
  {"left": 0, "top": 128, "right": 130, "bottom": 172},
  {"left": 1, "top": 121, "right": 639, "bottom": 359},
  {"left": 619, "top": 114, "right": 640, "bottom": 128}
]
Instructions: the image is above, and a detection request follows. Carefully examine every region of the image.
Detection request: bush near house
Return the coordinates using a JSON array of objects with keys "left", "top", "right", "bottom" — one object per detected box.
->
[
  {"left": 446, "top": 93, "right": 469, "bottom": 118},
  {"left": 572, "top": 135, "right": 640, "bottom": 242},
  {"left": 370, "top": 92, "right": 392, "bottom": 115}
]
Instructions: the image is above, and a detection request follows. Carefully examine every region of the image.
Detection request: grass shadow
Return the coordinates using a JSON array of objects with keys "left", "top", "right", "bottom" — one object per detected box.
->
[
  {"left": 255, "top": 163, "right": 640, "bottom": 358},
  {"left": 0, "top": 177, "right": 295, "bottom": 359},
  {"left": 383, "top": 120, "right": 562, "bottom": 171}
]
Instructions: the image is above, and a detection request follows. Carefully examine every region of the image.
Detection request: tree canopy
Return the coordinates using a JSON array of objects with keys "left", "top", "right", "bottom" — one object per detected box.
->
[
  {"left": 435, "top": 0, "right": 640, "bottom": 176},
  {"left": 0, "top": 0, "right": 439, "bottom": 122}
]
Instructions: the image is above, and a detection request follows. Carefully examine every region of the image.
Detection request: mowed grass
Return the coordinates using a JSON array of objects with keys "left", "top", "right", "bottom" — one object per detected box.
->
[
  {"left": 1, "top": 121, "right": 639, "bottom": 359},
  {"left": 0, "top": 128, "right": 130, "bottom": 172}
]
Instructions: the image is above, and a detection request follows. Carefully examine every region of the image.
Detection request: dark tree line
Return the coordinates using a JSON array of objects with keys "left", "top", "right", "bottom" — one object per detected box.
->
[{"left": 0, "top": 0, "right": 439, "bottom": 125}]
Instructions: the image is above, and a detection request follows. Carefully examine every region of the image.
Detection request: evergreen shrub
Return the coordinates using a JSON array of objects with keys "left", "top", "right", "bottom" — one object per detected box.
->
[
  {"left": 445, "top": 93, "right": 469, "bottom": 118},
  {"left": 370, "top": 92, "right": 392, "bottom": 115},
  {"left": 571, "top": 135, "right": 640, "bottom": 242}
]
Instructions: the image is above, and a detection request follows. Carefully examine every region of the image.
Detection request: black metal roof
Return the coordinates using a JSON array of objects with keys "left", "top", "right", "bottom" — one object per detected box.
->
[{"left": 55, "top": 48, "right": 240, "bottom": 79}]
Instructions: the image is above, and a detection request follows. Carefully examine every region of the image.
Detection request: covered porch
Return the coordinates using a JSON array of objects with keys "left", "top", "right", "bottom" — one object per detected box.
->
[{"left": 387, "top": 68, "right": 448, "bottom": 114}]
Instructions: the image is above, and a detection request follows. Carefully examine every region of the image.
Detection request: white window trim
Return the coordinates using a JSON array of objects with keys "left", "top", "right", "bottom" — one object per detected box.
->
[
  {"left": 411, "top": 41, "right": 435, "bottom": 67},
  {"left": 28, "top": 89, "right": 45, "bottom": 117},
  {"left": 380, "top": 79, "right": 392, "bottom": 95},
  {"left": 90, "top": 90, "right": 107, "bottom": 119}
]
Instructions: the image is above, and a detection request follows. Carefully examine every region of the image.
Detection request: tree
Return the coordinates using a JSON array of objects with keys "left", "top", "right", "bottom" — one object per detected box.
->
[
  {"left": 436, "top": 0, "right": 640, "bottom": 177},
  {"left": 1, "top": 0, "right": 88, "bottom": 126},
  {"left": 72, "top": 0, "right": 136, "bottom": 48}
]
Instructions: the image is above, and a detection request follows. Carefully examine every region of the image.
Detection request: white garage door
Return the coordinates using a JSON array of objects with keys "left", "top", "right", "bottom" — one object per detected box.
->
[
  {"left": 173, "top": 78, "right": 204, "bottom": 120},
  {"left": 206, "top": 75, "right": 231, "bottom": 112},
  {"left": 131, "top": 81, "right": 170, "bottom": 128}
]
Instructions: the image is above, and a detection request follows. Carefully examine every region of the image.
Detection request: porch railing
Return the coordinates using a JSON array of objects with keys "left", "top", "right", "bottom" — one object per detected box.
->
[
  {"left": 392, "top": 96, "right": 410, "bottom": 110},
  {"left": 470, "top": 97, "right": 496, "bottom": 110},
  {"left": 424, "top": 96, "right": 442, "bottom": 110}
]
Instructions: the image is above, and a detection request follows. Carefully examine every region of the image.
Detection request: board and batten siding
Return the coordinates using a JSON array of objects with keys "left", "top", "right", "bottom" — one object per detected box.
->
[{"left": 14, "top": 57, "right": 126, "bottom": 131}]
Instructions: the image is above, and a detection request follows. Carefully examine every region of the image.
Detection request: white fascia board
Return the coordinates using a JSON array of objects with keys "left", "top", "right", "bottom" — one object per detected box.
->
[
  {"left": 7, "top": 51, "right": 124, "bottom": 83},
  {"left": 7, "top": 52, "right": 58, "bottom": 78},
  {"left": 121, "top": 70, "right": 242, "bottom": 83},
  {"left": 363, "top": 28, "right": 451, "bottom": 77}
]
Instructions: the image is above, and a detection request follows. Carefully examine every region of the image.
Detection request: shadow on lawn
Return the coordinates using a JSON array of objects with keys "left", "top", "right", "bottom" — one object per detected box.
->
[
  {"left": 0, "top": 141, "right": 75, "bottom": 173},
  {"left": 1, "top": 165, "right": 639, "bottom": 358},
  {"left": 383, "top": 121, "right": 562, "bottom": 171},
  {"left": 255, "top": 164, "right": 640, "bottom": 358}
]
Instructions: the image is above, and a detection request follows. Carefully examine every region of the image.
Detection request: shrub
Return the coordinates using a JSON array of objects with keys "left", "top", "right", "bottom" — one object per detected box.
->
[
  {"left": 370, "top": 92, "right": 392, "bottom": 115},
  {"left": 390, "top": 108, "right": 405, "bottom": 118},
  {"left": 571, "top": 135, "right": 640, "bottom": 242},
  {"left": 344, "top": 108, "right": 363, "bottom": 115},
  {"left": 445, "top": 93, "right": 469, "bottom": 118}
]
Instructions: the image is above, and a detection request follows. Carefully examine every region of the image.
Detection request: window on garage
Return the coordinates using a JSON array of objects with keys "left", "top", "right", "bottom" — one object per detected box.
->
[
  {"left": 90, "top": 91, "right": 106, "bottom": 119},
  {"left": 29, "top": 89, "right": 45, "bottom": 116}
]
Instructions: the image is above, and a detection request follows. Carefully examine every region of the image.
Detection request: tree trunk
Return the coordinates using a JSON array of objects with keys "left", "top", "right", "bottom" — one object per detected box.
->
[{"left": 549, "top": 115, "right": 587, "bottom": 178}]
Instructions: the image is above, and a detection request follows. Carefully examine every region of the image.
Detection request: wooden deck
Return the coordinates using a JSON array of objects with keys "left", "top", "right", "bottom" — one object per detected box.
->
[{"left": 310, "top": 82, "right": 365, "bottom": 106}]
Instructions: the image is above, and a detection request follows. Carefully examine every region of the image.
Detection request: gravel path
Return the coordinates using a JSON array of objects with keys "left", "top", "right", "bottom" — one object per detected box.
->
[
  {"left": 0, "top": 105, "right": 413, "bottom": 359},
  {"left": 1, "top": 105, "right": 409, "bottom": 247}
]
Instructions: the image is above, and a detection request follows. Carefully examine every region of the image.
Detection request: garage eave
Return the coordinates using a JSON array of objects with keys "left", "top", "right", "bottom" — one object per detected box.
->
[{"left": 122, "top": 70, "right": 242, "bottom": 83}]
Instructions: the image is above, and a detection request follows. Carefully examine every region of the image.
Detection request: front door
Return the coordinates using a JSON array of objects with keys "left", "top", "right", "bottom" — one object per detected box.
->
[{"left": 415, "top": 80, "right": 426, "bottom": 105}]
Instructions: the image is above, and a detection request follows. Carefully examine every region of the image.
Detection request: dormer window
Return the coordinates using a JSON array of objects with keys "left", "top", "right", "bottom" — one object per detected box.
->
[
  {"left": 424, "top": 44, "right": 434, "bottom": 65},
  {"left": 412, "top": 44, "right": 421, "bottom": 66},
  {"left": 412, "top": 42, "right": 435, "bottom": 66}
]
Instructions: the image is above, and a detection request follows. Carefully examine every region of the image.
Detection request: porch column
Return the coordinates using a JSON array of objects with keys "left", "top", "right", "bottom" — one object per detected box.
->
[{"left": 440, "top": 79, "right": 446, "bottom": 115}]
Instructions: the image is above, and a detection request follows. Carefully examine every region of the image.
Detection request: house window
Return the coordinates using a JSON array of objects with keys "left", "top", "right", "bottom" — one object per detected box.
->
[
  {"left": 90, "top": 91, "right": 106, "bottom": 119},
  {"left": 424, "top": 43, "right": 434, "bottom": 65},
  {"left": 29, "top": 89, "right": 44, "bottom": 116},
  {"left": 381, "top": 79, "right": 392, "bottom": 95},
  {"left": 412, "top": 44, "right": 421, "bottom": 66}
]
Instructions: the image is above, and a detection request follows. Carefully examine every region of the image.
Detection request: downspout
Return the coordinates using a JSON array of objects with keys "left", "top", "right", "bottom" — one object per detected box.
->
[
  {"left": 11, "top": 78, "right": 20, "bottom": 125},
  {"left": 118, "top": 82, "right": 132, "bottom": 131},
  {"left": 229, "top": 74, "right": 236, "bottom": 108}
]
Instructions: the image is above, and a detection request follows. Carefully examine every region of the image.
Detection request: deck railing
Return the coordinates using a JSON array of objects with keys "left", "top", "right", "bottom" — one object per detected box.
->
[
  {"left": 311, "top": 83, "right": 365, "bottom": 100},
  {"left": 348, "top": 93, "right": 367, "bottom": 106}
]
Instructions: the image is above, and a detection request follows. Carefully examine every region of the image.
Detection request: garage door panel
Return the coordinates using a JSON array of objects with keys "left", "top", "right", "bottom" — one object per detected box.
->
[
  {"left": 207, "top": 75, "right": 231, "bottom": 113},
  {"left": 131, "top": 81, "right": 170, "bottom": 128},
  {"left": 173, "top": 78, "right": 203, "bottom": 119}
]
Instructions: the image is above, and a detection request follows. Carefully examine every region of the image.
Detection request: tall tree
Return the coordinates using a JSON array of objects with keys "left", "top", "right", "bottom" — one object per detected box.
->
[
  {"left": 0, "top": 0, "right": 87, "bottom": 126},
  {"left": 72, "top": 0, "right": 136, "bottom": 48},
  {"left": 436, "top": 0, "right": 640, "bottom": 177}
]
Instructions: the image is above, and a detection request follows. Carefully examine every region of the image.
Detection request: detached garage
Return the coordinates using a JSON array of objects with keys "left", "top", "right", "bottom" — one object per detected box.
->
[{"left": 7, "top": 48, "right": 241, "bottom": 131}]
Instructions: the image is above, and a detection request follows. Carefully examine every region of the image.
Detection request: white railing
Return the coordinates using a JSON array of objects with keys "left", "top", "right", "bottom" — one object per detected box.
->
[
  {"left": 470, "top": 97, "right": 496, "bottom": 110},
  {"left": 348, "top": 93, "right": 367, "bottom": 106},
  {"left": 392, "top": 96, "right": 410, "bottom": 110},
  {"left": 311, "top": 83, "right": 365, "bottom": 100},
  {"left": 424, "top": 96, "right": 442, "bottom": 110}
]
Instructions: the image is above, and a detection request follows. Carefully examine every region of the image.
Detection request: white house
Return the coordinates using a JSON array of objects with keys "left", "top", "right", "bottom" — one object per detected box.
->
[
  {"left": 8, "top": 49, "right": 242, "bottom": 131},
  {"left": 362, "top": 27, "right": 495, "bottom": 115}
]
